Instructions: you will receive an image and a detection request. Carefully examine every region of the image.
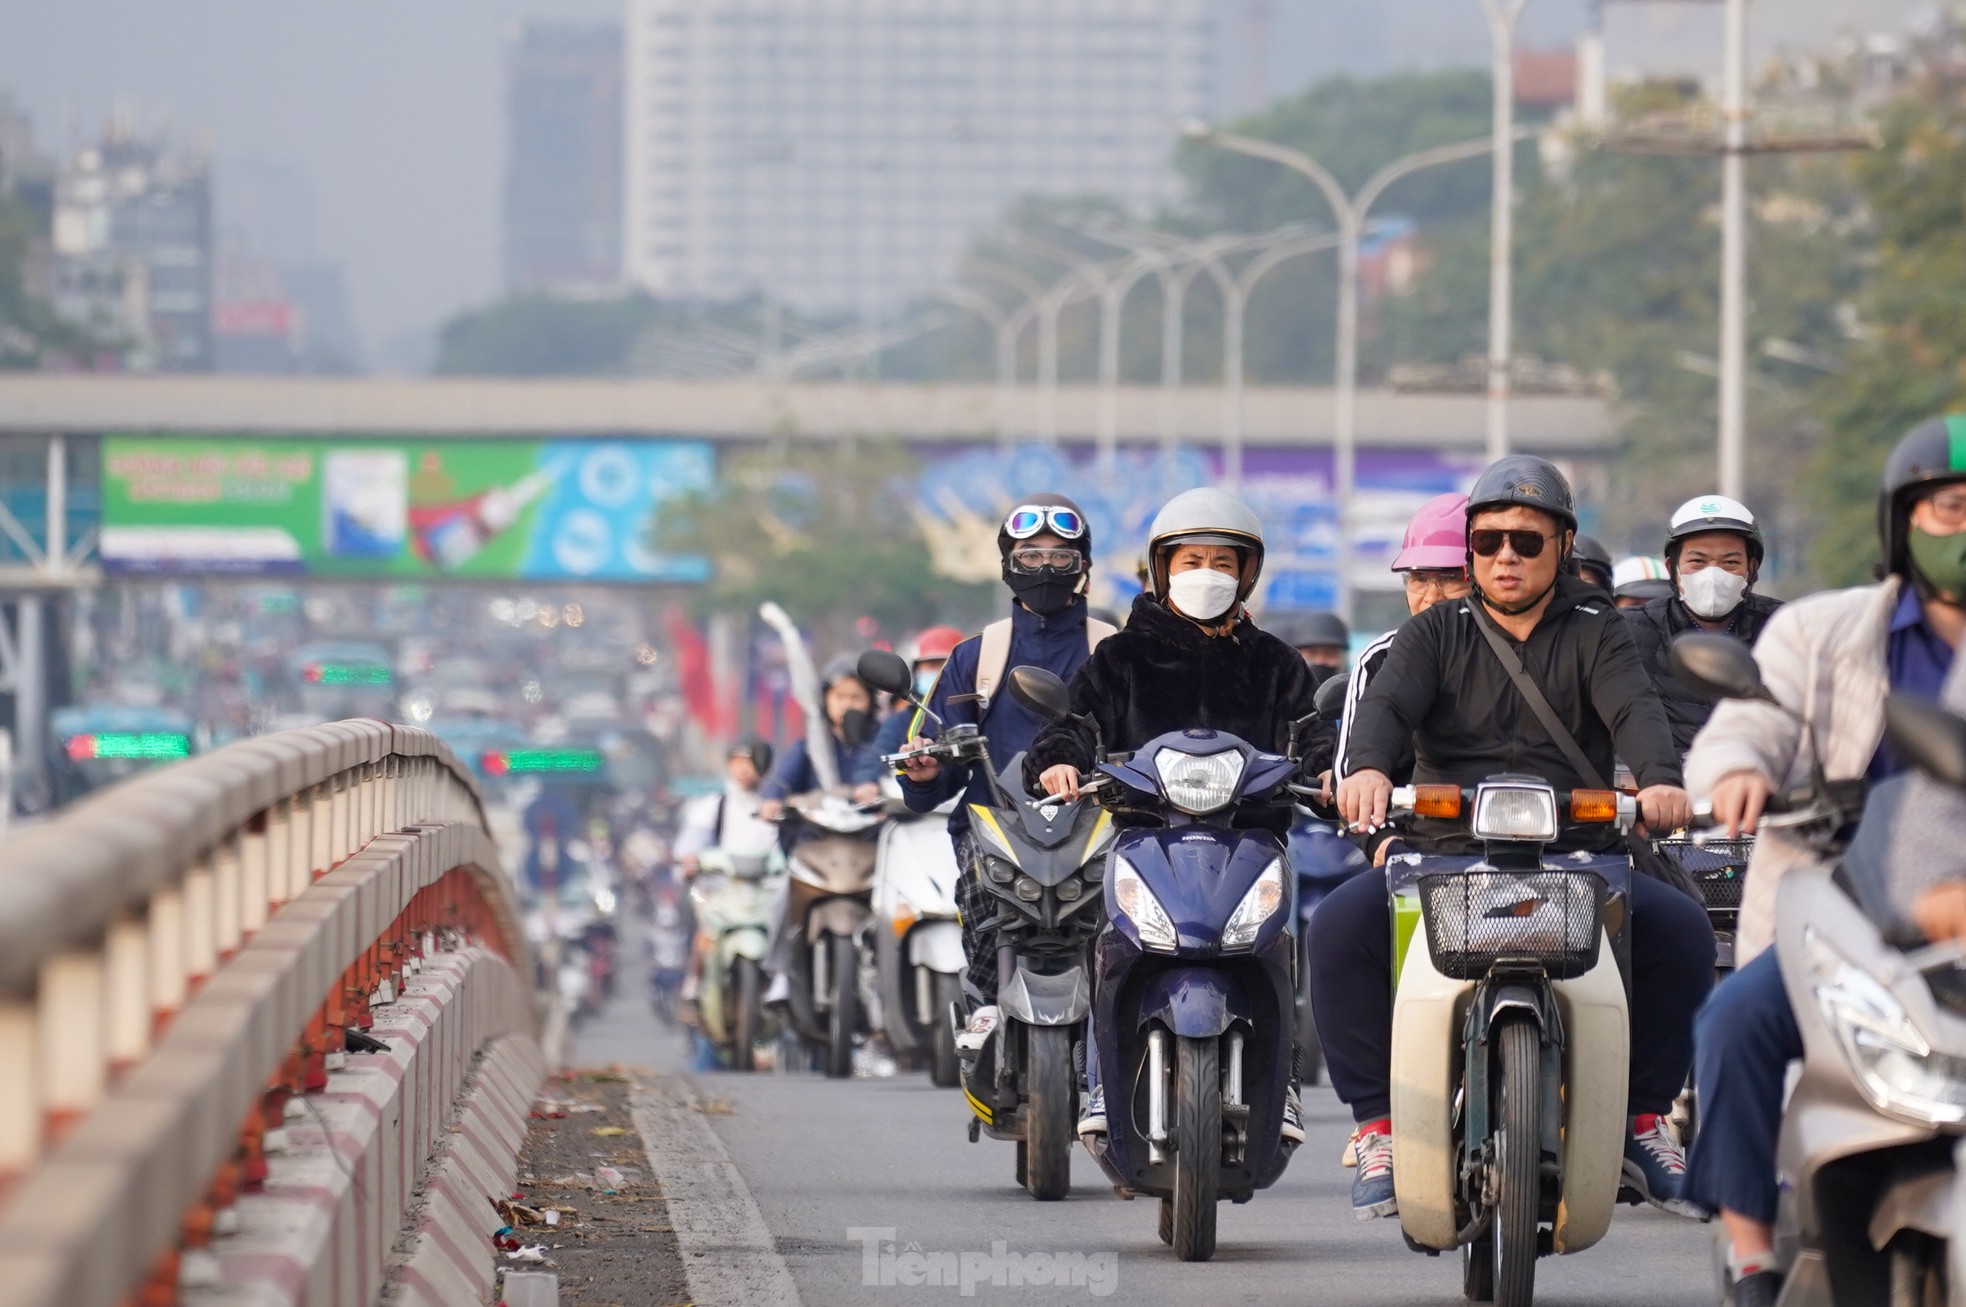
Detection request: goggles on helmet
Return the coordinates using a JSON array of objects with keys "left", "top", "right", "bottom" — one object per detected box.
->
[{"left": 1003, "top": 505, "right": 1086, "bottom": 541}]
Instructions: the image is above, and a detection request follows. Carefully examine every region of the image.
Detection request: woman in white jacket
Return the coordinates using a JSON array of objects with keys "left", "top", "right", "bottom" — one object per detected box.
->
[{"left": 1683, "top": 415, "right": 1966, "bottom": 1307}]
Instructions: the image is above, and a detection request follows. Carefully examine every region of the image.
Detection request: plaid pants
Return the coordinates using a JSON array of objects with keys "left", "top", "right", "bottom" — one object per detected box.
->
[{"left": 951, "top": 830, "right": 1001, "bottom": 1006}]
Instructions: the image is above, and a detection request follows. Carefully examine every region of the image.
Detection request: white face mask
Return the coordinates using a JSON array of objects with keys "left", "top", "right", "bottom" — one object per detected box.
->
[
  {"left": 1166, "top": 569, "right": 1241, "bottom": 622},
  {"left": 1679, "top": 566, "right": 1748, "bottom": 620}
]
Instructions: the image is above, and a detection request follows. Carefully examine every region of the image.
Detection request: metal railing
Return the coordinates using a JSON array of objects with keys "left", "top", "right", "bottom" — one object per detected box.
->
[{"left": 0, "top": 719, "right": 539, "bottom": 1305}]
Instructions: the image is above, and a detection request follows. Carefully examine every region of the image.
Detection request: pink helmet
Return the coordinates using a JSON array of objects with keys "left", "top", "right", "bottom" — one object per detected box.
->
[{"left": 1392, "top": 492, "right": 1472, "bottom": 571}]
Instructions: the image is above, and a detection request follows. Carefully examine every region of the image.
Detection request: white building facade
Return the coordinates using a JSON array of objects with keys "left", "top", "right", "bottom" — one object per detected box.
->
[{"left": 623, "top": 0, "right": 1215, "bottom": 316}]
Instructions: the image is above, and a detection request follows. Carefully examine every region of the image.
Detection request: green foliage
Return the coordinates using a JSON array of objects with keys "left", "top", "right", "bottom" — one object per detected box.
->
[
  {"left": 653, "top": 440, "right": 999, "bottom": 653},
  {"left": 1809, "top": 83, "right": 1966, "bottom": 584},
  {"left": 434, "top": 293, "right": 665, "bottom": 376}
]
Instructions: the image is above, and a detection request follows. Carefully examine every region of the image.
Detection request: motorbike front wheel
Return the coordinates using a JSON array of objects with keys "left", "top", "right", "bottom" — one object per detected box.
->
[
  {"left": 731, "top": 958, "right": 764, "bottom": 1073},
  {"left": 824, "top": 933, "right": 858, "bottom": 1079},
  {"left": 1172, "top": 1034, "right": 1221, "bottom": 1262},
  {"left": 929, "top": 971, "right": 963, "bottom": 1089},
  {"left": 1026, "top": 1024, "right": 1074, "bottom": 1201},
  {"left": 1490, "top": 1016, "right": 1541, "bottom": 1307},
  {"left": 1298, "top": 929, "right": 1325, "bottom": 1085}
]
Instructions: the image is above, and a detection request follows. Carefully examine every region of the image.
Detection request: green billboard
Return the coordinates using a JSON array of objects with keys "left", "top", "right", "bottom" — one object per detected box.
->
[{"left": 100, "top": 436, "right": 714, "bottom": 582}]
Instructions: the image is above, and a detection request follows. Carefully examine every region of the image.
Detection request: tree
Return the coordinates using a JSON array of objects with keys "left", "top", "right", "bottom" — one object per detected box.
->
[
  {"left": 653, "top": 440, "right": 1000, "bottom": 656},
  {"left": 434, "top": 293, "right": 665, "bottom": 376}
]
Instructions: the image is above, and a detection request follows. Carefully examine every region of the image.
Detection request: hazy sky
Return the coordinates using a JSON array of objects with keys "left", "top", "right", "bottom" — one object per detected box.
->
[{"left": 1, "top": 0, "right": 1926, "bottom": 372}]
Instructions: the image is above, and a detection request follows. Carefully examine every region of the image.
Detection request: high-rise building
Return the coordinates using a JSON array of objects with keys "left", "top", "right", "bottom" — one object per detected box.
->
[
  {"left": 51, "top": 119, "right": 213, "bottom": 372},
  {"left": 504, "top": 21, "right": 624, "bottom": 295},
  {"left": 623, "top": 1, "right": 1215, "bottom": 315}
]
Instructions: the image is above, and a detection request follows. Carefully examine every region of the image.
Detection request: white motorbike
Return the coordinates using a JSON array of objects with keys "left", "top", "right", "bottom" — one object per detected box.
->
[{"left": 872, "top": 788, "right": 967, "bottom": 1087}]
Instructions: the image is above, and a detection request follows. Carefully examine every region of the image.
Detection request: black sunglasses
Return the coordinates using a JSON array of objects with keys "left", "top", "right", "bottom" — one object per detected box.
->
[{"left": 1469, "top": 528, "right": 1555, "bottom": 559}]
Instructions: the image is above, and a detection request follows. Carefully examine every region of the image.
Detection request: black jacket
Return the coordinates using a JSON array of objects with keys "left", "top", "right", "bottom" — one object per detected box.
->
[
  {"left": 1343, "top": 576, "right": 1681, "bottom": 853},
  {"left": 1623, "top": 591, "right": 1783, "bottom": 757},
  {"left": 1025, "top": 593, "right": 1328, "bottom": 809}
]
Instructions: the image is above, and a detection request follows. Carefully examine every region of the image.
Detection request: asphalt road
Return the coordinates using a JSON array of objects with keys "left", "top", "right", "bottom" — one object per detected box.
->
[{"left": 572, "top": 947, "right": 1720, "bottom": 1307}]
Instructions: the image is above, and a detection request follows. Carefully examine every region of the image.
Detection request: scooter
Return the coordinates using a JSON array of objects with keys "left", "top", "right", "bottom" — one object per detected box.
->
[
  {"left": 779, "top": 789, "right": 888, "bottom": 1079},
  {"left": 1672, "top": 633, "right": 1966, "bottom": 1305},
  {"left": 1293, "top": 671, "right": 1371, "bottom": 1084},
  {"left": 691, "top": 848, "right": 781, "bottom": 1072},
  {"left": 872, "top": 788, "right": 967, "bottom": 1087},
  {"left": 856, "top": 650, "right": 1112, "bottom": 1199},
  {"left": 1008, "top": 666, "right": 1303, "bottom": 1260},
  {"left": 1383, "top": 776, "right": 1637, "bottom": 1307}
]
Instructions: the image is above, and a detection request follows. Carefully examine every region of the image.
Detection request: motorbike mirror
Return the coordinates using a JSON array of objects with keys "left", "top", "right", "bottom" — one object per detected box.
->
[
  {"left": 1314, "top": 672, "right": 1351, "bottom": 720},
  {"left": 1670, "top": 633, "right": 1774, "bottom": 704},
  {"left": 1884, "top": 693, "right": 1966, "bottom": 790},
  {"left": 1006, "top": 665, "right": 1073, "bottom": 722},
  {"left": 856, "top": 649, "right": 914, "bottom": 698}
]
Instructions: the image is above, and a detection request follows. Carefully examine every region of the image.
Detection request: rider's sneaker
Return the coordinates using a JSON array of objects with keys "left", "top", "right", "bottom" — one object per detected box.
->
[
  {"left": 1623, "top": 1113, "right": 1702, "bottom": 1218},
  {"left": 763, "top": 973, "right": 791, "bottom": 1009},
  {"left": 955, "top": 1004, "right": 998, "bottom": 1056},
  {"left": 1727, "top": 1248, "right": 1782, "bottom": 1307},
  {"left": 1076, "top": 1085, "right": 1108, "bottom": 1140},
  {"left": 1349, "top": 1119, "right": 1397, "bottom": 1220},
  {"left": 1280, "top": 1085, "right": 1305, "bottom": 1145}
]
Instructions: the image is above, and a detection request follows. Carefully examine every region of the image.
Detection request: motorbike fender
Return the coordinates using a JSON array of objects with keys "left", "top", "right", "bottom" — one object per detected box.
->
[
  {"left": 906, "top": 919, "right": 966, "bottom": 974},
  {"left": 1391, "top": 940, "right": 1475, "bottom": 1251},
  {"left": 1867, "top": 1161, "right": 1953, "bottom": 1250},
  {"left": 1136, "top": 967, "right": 1251, "bottom": 1039},
  {"left": 809, "top": 896, "right": 874, "bottom": 939},
  {"left": 1548, "top": 940, "right": 1630, "bottom": 1255},
  {"left": 715, "top": 925, "right": 769, "bottom": 967},
  {"left": 999, "top": 962, "right": 1091, "bottom": 1027}
]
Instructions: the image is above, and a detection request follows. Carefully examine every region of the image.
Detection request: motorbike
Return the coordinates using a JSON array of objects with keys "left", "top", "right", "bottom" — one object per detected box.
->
[
  {"left": 1382, "top": 776, "right": 1637, "bottom": 1307},
  {"left": 1292, "top": 671, "right": 1372, "bottom": 1084},
  {"left": 871, "top": 787, "right": 967, "bottom": 1087},
  {"left": 856, "top": 650, "right": 1112, "bottom": 1198},
  {"left": 778, "top": 788, "right": 889, "bottom": 1079},
  {"left": 1672, "top": 633, "right": 1966, "bottom": 1306},
  {"left": 1007, "top": 666, "right": 1303, "bottom": 1260},
  {"left": 691, "top": 848, "right": 781, "bottom": 1072}
]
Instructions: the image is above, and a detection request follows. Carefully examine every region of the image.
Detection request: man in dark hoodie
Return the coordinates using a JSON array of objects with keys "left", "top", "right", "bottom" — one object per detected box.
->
[{"left": 1026, "top": 486, "right": 1328, "bottom": 1142}]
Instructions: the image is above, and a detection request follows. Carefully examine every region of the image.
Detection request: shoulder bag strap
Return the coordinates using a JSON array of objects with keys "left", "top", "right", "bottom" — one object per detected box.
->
[{"left": 1467, "top": 602, "right": 1610, "bottom": 791}]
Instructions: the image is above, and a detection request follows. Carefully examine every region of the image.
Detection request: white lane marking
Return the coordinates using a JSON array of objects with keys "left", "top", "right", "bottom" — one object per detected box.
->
[{"left": 632, "top": 1074, "right": 803, "bottom": 1307}]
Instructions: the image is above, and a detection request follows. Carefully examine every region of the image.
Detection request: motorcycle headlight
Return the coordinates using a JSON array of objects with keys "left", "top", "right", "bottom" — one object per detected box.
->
[
  {"left": 1807, "top": 928, "right": 1966, "bottom": 1126},
  {"left": 985, "top": 856, "right": 1016, "bottom": 884},
  {"left": 1153, "top": 746, "right": 1245, "bottom": 816},
  {"left": 1113, "top": 856, "right": 1177, "bottom": 951},
  {"left": 1054, "top": 875, "right": 1083, "bottom": 902},
  {"left": 1013, "top": 876, "right": 1043, "bottom": 902},
  {"left": 1471, "top": 782, "right": 1559, "bottom": 842},
  {"left": 1222, "top": 858, "right": 1286, "bottom": 950}
]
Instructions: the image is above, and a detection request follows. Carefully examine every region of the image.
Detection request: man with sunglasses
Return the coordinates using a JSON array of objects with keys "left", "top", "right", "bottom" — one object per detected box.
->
[
  {"left": 1311, "top": 454, "right": 1714, "bottom": 1222},
  {"left": 894, "top": 494, "right": 1115, "bottom": 1053}
]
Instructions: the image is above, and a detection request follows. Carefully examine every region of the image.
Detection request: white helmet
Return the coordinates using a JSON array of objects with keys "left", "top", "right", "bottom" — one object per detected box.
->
[
  {"left": 1667, "top": 494, "right": 1763, "bottom": 570},
  {"left": 1611, "top": 555, "right": 1672, "bottom": 601},
  {"left": 1144, "top": 487, "right": 1266, "bottom": 601}
]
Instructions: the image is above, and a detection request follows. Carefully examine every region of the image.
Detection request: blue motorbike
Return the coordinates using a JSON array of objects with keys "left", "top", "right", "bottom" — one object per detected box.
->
[
  {"left": 1292, "top": 670, "right": 1375, "bottom": 1084},
  {"left": 1009, "top": 668, "right": 1307, "bottom": 1262}
]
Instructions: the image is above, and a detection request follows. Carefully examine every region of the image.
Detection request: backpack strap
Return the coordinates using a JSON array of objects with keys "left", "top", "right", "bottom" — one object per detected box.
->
[
  {"left": 972, "top": 618, "right": 1015, "bottom": 712},
  {"left": 1086, "top": 617, "right": 1117, "bottom": 650}
]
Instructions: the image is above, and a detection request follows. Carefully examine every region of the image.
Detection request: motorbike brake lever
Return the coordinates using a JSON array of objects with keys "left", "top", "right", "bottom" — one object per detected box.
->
[{"left": 1903, "top": 938, "right": 1966, "bottom": 975}]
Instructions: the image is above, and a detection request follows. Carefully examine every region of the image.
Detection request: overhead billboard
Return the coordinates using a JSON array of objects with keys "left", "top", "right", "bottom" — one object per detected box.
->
[{"left": 99, "top": 437, "right": 715, "bottom": 582}]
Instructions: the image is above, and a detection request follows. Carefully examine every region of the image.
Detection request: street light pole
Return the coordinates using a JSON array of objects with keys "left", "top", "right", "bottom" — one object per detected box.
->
[
  {"left": 1719, "top": 0, "right": 1748, "bottom": 499},
  {"left": 931, "top": 285, "right": 1023, "bottom": 447},
  {"left": 1480, "top": 0, "right": 1530, "bottom": 460},
  {"left": 1180, "top": 124, "right": 1507, "bottom": 620}
]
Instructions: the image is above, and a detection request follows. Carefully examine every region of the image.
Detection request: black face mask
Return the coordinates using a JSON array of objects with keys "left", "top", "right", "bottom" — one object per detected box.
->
[
  {"left": 1005, "top": 565, "right": 1081, "bottom": 616},
  {"left": 838, "top": 708, "right": 877, "bottom": 748}
]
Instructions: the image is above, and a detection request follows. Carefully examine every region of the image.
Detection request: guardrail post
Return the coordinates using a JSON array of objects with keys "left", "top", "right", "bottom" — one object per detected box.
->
[
  {"left": 241, "top": 813, "right": 270, "bottom": 936},
  {"left": 106, "top": 912, "right": 150, "bottom": 1074},
  {"left": 310, "top": 782, "right": 332, "bottom": 879},
  {"left": 213, "top": 836, "right": 242, "bottom": 962},
  {"left": 267, "top": 797, "right": 296, "bottom": 908},
  {"left": 183, "top": 857, "right": 216, "bottom": 988},
  {"left": 38, "top": 950, "right": 105, "bottom": 1140},
  {"left": 148, "top": 886, "right": 186, "bottom": 1036},
  {"left": 0, "top": 998, "right": 37, "bottom": 1178},
  {"left": 331, "top": 771, "right": 351, "bottom": 865}
]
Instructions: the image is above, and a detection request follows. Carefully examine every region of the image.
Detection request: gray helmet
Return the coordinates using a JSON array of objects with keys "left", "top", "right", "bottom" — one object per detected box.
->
[
  {"left": 1881, "top": 416, "right": 1966, "bottom": 576},
  {"left": 1465, "top": 455, "right": 1578, "bottom": 534},
  {"left": 1286, "top": 611, "right": 1350, "bottom": 649},
  {"left": 820, "top": 654, "right": 864, "bottom": 692},
  {"left": 1144, "top": 487, "right": 1266, "bottom": 601}
]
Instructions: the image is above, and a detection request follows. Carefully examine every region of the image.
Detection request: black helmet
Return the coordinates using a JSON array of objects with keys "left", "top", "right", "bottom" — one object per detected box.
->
[
  {"left": 1665, "top": 494, "right": 1764, "bottom": 572},
  {"left": 819, "top": 653, "right": 864, "bottom": 692},
  {"left": 1465, "top": 455, "right": 1579, "bottom": 534},
  {"left": 1880, "top": 416, "right": 1966, "bottom": 576},
  {"left": 727, "top": 738, "right": 774, "bottom": 775},
  {"left": 1286, "top": 611, "right": 1350, "bottom": 649},
  {"left": 996, "top": 492, "right": 1092, "bottom": 559},
  {"left": 1570, "top": 533, "right": 1612, "bottom": 573}
]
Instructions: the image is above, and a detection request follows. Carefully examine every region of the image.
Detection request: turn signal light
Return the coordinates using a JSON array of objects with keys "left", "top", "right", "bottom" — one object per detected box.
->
[
  {"left": 1412, "top": 785, "right": 1463, "bottom": 818},
  {"left": 1570, "top": 790, "right": 1620, "bottom": 822}
]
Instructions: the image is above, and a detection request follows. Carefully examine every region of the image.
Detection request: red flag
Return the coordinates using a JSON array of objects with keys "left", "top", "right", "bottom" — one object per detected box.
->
[{"left": 665, "top": 607, "right": 732, "bottom": 737}]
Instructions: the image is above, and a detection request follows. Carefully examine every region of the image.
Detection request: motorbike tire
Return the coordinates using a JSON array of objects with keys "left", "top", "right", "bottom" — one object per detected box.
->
[
  {"left": 1888, "top": 1234, "right": 1947, "bottom": 1307},
  {"left": 824, "top": 933, "right": 858, "bottom": 1079},
  {"left": 1463, "top": 1235, "right": 1495, "bottom": 1302},
  {"left": 1015, "top": 1141, "right": 1028, "bottom": 1189},
  {"left": 1026, "top": 1025, "right": 1074, "bottom": 1201},
  {"left": 731, "top": 959, "right": 764, "bottom": 1074},
  {"left": 1157, "top": 1197, "right": 1174, "bottom": 1246},
  {"left": 1491, "top": 1016, "right": 1541, "bottom": 1307},
  {"left": 1172, "top": 1034, "right": 1221, "bottom": 1262},
  {"left": 1298, "top": 931, "right": 1325, "bottom": 1085},
  {"left": 929, "top": 971, "right": 963, "bottom": 1089}
]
